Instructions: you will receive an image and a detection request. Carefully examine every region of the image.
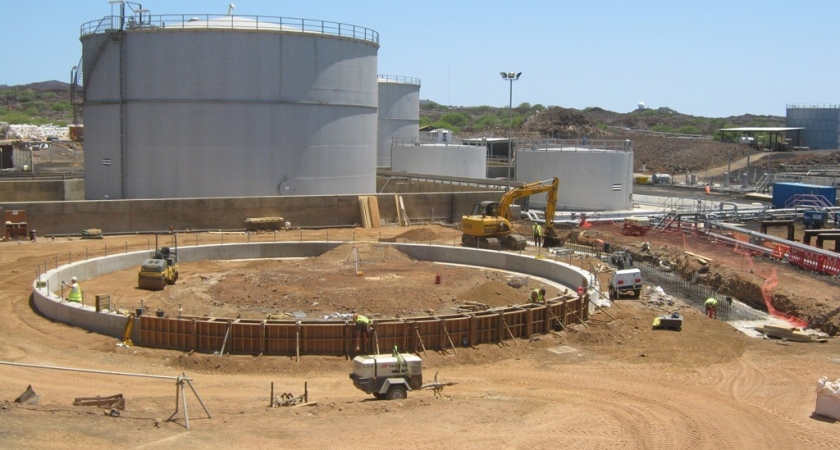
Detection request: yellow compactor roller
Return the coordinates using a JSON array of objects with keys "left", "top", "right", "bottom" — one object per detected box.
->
[{"left": 138, "top": 235, "right": 179, "bottom": 290}]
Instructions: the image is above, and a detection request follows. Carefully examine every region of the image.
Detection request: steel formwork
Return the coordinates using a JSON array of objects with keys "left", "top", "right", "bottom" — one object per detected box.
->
[{"left": 135, "top": 298, "right": 587, "bottom": 356}]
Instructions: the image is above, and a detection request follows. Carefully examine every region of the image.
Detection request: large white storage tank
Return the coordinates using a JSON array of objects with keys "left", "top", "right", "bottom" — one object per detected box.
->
[
  {"left": 377, "top": 76, "right": 420, "bottom": 167},
  {"left": 80, "top": 12, "right": 379, "bottom": 199},
  {"left": 391, "top": 138, "right": 486, "bottom": 179},
  {"left": 516, "top": 139, "right": 634, "bottom": 210}
]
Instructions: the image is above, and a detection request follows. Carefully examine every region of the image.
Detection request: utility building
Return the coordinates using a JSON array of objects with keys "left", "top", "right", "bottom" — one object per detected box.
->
[{"left": 786, "top": 104, "right": 840, "bottom": 150}]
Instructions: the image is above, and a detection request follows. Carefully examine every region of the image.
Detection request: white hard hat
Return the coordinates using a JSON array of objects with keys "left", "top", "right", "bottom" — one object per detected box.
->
[{"left": 71, "top": 276, "right": 77, "bottom": 282}]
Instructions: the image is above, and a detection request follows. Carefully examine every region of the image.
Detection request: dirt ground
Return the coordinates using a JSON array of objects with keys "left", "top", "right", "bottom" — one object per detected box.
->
[{"left": 2, "top": 225, "right": 840, "bottom": 449}]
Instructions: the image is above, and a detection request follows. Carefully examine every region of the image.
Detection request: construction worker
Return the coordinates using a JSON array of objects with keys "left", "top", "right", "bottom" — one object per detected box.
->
[
  {"left": 353, "top": 313, "right": 371, "bottom": 352},
  {"left": 704, "top": 297, "right": 718, "bottom": 319},
  {"left": 532, "top": 222, "right": 543, "bottom": 247},
  {"left": 577, "top": 277, "right": 588, "bottom": 298},
  {"left": 62, "top": 276, "right": 82, "bottom": 303},
  {"left": 529, "top": 290, "right": 540, "bottom": 303},
  {"left": 539, "top": 288, "right": 547, "bottom": 304}
]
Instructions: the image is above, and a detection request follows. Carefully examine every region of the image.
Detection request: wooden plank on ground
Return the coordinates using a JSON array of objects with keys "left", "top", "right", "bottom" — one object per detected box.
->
[
  {"left": 399, "top": 196, "right": 410, "bottom": 226},
  {"left": 358, "top": 196, "right": 371, "bottom": 228},
  {"left": 368, "top": 196, "right": 381, "bottom": 228},
  {"left": 756, "top": 325, "right": 828, "bottom": 342},
  {"left": 395, "top": 195, "right": 403, "bottom": 226},
  {"left": 684, "top": 251, "right": 713, "bottom": 264}
]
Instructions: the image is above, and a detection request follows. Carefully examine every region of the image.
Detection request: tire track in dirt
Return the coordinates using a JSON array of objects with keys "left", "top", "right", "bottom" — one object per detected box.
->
[{"left": 699, "top": 356, "right": 836, "bottom": 449}]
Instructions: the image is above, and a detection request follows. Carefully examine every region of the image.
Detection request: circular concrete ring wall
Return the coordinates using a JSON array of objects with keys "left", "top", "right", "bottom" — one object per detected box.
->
[{"left": 32, "top": 242, "right": 597, "bottom": 354}]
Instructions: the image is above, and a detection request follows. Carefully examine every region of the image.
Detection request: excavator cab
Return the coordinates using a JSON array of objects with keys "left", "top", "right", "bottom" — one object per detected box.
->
[{"left": 472, "top": 201, "right": 500, "bottom": 217}]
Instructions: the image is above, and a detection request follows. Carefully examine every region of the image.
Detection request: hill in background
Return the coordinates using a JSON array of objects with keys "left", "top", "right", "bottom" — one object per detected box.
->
[{"left": 6, "top": 80, "right": 830, "bottom": 175}]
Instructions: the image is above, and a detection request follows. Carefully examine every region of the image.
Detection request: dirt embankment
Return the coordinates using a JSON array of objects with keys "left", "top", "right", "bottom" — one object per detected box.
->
[{"left": 574, "top": 224, "right": 840, "bottom": 335}]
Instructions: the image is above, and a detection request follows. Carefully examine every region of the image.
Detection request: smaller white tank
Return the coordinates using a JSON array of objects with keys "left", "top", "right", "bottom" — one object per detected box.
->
[
  {"left": 638, "top": 102, "right": 646, "bottom": 110},
  {"left": 391, "top": 142, "right": 485, "bottom": 178}
]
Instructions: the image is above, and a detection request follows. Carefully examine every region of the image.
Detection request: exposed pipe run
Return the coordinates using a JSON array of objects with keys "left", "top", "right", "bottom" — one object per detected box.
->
[
  {"left": 0, "top": 360, "right": 181, "bottom": 380},
  {"left": 710, "top": 220, "right": 840, "bottom": 259}
]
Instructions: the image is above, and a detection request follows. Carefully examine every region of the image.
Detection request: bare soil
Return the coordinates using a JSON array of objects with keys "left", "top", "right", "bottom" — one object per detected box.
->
[{"left": 2, "top": 225, "right": 840, "bottom": 449}]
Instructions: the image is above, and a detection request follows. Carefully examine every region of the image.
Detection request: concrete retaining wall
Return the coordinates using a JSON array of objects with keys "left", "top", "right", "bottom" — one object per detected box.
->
[
  {"left": 0, "top": 179, "right": 84, "bottom": 202},
  {"left": 32, "top": 242, "right": 597, "bottom": 352},
  {"left": 2, "top": 192, "right": 501, "bottom": 235}
]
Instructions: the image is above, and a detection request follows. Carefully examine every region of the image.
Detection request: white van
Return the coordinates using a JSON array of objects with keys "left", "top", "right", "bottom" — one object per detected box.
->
[{"left": 609, "top": 268, "right": 643, "bottom": 299}]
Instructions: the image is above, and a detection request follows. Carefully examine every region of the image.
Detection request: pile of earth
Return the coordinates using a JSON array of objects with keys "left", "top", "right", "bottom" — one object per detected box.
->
[
  {"left": 519, "top": 107, "right": 607, "bottom": 138},
  {"left": 622, "top": 135, "right": 757, "bottom": 174}
]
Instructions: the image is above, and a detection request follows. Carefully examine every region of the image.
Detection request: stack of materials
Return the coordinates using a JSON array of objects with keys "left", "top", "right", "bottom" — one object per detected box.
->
[
  {"left": 755, "top": 324, "right": 829, "bottom": 342},
  {"left": 81, "top": 228, "right": 103, "bottom": 239},
  {"left": 358, "top": 197, "right": 381, "bottom": 228},
  {"left": 245, "top": 217, "right": 285, "bottom": 231},
  {"left": 652, "top": 311, "right": 683, "bottom": 331}
]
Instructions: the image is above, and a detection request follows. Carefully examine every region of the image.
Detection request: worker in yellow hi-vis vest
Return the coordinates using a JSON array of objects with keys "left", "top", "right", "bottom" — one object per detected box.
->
[
  {"left": 353, "top": 313, "right": 371, "bottom": 352},
  {"left": 62, "top": 276, "right": 82, "bottom": 303},
  {"left": 704, "top": 297, "right": 718, "bottom": 319},
  {"left": 532, "top": 222, "right": 543, "bottom": 247}
]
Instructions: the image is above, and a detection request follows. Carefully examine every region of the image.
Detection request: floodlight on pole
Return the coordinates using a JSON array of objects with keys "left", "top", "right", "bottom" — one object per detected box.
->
[{"left": 500, "top": 71, "right": 521, "bottom": 189}]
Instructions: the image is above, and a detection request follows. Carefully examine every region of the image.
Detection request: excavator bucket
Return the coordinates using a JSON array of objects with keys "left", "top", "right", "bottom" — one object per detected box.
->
[{"left": 542, "top": 227, "right": 567, "bottom": 248}]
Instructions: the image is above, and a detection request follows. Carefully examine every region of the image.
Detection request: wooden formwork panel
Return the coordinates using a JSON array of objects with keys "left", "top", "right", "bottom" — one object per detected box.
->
[
  {"left": 570, "top": 297, "right": 586, "bottom": 321},
  {"left": 548, "top": 298, "right": 585, "bottom": 329},
  {"left": 132, "top": 302, "right": 590, "bottom": 355},
  {"left": 373, "top": 320, "right": 407, "bottom": 353},
  {"left": 527, "top": 306, "right": 551, "bottom": 335},
  {"left": 545, "top": 303, "right": 567, "bottom": 330},
  {"left": 408, "top": 319, "right": 442, "bottom": 353},
  {"left": 139, "top": 317, "right": 195, "bottom": 350},
  {"left": 300, "top": 323, "right": 347, "bottom": 356},
  {"left": 264, "top": 322, "right": 297, "bottom": 355},
  {"left": 439, "top": 315, "right": 470, "bottom": 348},
  {"left": 231, "top": 321, "right": 263, "bottom": 355},
  {"left": 471, "top": 313, "right": 501, "bottom": 346},
  {"left": 501, "top": 309, "right": 528, "bottom": 339},
  {"left": 195, "top": 319, "right": 229, "bottom": 353}
]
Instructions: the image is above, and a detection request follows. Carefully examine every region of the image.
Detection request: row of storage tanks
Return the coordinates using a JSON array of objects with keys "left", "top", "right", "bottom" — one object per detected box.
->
[{"left": 80, "top": 11, "right": 633, "bottom": 210}]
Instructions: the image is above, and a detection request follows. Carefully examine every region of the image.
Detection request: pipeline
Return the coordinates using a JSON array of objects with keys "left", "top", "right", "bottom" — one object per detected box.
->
[{"left": 710, "top": 220, "right": 840, "bottom": 260}]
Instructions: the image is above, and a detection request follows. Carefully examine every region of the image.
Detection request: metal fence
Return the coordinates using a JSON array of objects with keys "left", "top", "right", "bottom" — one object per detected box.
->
[{"left": 81, "top": 14, "right": 379, "bottom": 45}]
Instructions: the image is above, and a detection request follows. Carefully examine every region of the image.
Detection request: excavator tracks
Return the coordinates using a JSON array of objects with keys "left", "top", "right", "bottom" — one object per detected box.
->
[{"left": 461, "top": 234, "right": 526, "bottom": 251}]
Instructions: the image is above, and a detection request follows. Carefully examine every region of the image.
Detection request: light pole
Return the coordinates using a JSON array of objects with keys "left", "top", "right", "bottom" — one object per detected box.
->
[
  {"left": 500, "top": 71, "right": 521, "bottom": 189},
  {"left": 70, "top": 66, "right": 78, "bottom": 127}
]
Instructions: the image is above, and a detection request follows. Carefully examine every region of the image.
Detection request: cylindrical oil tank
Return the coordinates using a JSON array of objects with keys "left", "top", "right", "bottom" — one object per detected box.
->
[
  {"left": 80, "top": 14, "right": 379, "bottom": 199},
  {"left": 377, "top": 76, "right": 420, "bottom": 168},
  {"left": 391, "top": 141, "right": 486, "bottom": 178},
  {"left": 516, "top": 139, "right": 634, "bottom": 210}
]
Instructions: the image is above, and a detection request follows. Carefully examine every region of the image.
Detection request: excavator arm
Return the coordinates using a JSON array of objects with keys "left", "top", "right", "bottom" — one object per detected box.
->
[
  {"left": 497, "top": 178, "right": 559, "bottom": 222},
  {"left": 498, "top": 177, "right": 563, "bottom": 247}
]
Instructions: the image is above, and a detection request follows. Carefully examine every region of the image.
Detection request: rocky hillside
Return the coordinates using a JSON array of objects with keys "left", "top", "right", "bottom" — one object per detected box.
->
[
  {"left": 513, "top": 106, "right": 787, "bottom": 174},
  {"left": 5, "top": 80, "right": 828, "bottom": 175},
  {"left": 519, "top": 106, "right": 784, "bottom": 137}
]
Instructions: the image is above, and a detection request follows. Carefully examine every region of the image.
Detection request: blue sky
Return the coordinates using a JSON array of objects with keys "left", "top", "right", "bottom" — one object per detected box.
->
[{"left": 1, "top": 0, "right": 837, "bottom": 117}]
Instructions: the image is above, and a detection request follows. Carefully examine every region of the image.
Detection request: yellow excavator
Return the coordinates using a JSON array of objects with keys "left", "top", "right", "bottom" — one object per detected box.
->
[{"left": 460, "top": 177, "right": 561, "bottom": 250}]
